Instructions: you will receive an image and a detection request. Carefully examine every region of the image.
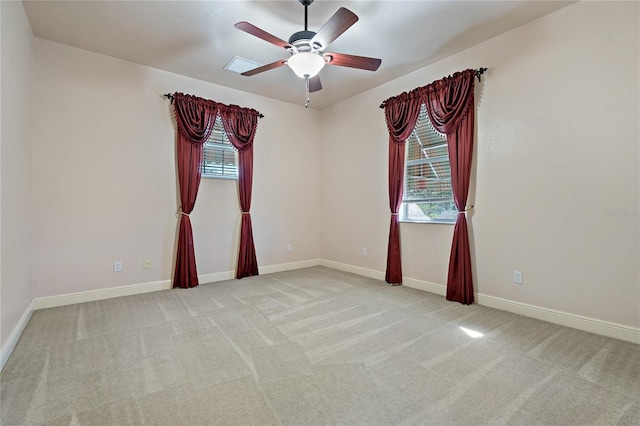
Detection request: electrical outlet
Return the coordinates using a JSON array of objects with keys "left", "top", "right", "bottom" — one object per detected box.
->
[
  {"left": 362, "top": 248, "right": 367, "bottom": 256},
  {"left": 114, "top": 261, "right": 122, "bottom": 272},
  {"left": 287, "top": 244, "right": 292, "bottom": 253},
  {"left": 513, "top": 270, "right": 523, "bottom": 284},
  {"left": 143, "top": 259, "right": 151, "bottom": 269}
]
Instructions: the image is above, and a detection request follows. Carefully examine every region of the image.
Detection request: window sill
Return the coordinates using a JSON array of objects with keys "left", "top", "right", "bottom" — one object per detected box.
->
[
  {"left": 202, "top": 175, "right": 237, "bottom": 181},
  {"left": 399, "top": 219, "right": 455, "bottom": 225}
]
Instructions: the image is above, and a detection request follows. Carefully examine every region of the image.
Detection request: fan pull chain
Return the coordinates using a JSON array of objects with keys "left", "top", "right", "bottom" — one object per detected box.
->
[{"left": 305, "top": 77, "right": 310, "bottom": 108}]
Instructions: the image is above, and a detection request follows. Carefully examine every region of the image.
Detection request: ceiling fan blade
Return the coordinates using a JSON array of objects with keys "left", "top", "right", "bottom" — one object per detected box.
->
[
  {"left": 234, "top": 21, "right": 290, "bottom": 49},
  {"left": 241, "top": 59, "right": 287, "bottom": 76},
  {"left": 309, "top": 76, "right": 322, "bottom": 92},
  {"left": 310, "top": 7, "right": 358, "bottom": 51},
  {"left": 323, "top": 52, "right": 381, "bottom": 71}
]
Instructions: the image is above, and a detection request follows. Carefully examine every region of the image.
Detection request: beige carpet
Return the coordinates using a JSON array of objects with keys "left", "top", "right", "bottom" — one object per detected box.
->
[{"left": 1, "top": 266, "right": 639, "bottom": 425}]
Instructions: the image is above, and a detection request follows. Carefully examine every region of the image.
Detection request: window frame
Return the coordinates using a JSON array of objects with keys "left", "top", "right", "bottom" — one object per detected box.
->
[
  {"left": 400, "top": 104, "right": 456, "bottom": 225},
  {"left": 201, "top": 115, "right": 238, "bottom": 181}
]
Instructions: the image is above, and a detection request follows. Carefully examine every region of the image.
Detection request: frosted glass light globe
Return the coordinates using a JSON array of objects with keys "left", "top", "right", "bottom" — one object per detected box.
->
[{"left": 287, "top": 52, "right": 325, "bottom": 78}]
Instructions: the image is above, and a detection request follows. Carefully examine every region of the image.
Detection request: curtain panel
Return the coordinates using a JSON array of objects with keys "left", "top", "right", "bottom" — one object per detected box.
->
[
  {"left": 173, "top": 93, "right": 218, "bottom": 288},
  {"left": 383, "top": 91, "right": 423, "bottom": 284},
  {"left": 220, "top": 105, "right": 260, "bottom": 279},
  {"left": 421, "top": 69, "right": 476, "bottom": 304},
  {"left": 172, "top": 94, "right": 261, "bottom": 288}
]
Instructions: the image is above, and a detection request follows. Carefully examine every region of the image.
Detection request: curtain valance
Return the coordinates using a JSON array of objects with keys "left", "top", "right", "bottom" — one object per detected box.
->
[{"left": 174, "top": 93, "right": 260, "bottom": 148}]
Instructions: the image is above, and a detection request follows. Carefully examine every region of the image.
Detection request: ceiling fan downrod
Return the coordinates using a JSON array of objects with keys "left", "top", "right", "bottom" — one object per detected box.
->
[{"left": 300, "top": 0, "right": 314, "bottom": 32}]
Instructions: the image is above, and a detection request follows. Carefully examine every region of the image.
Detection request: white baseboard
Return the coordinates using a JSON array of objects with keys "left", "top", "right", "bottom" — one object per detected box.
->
[
  {"left": 19, "top": 259, "right": 640, "bottom": 346},
  {"left": 405, "top": 276, "right": 638, "bottom": 344},
  {"left": 315, "top": 260, "right": 639, "bottom": 344},
  {"left": 317, "top": 260, "right": 448, "bottom": 296},
  {"left": 319, "top": 259, "right": 385, "bottom": 280},
  {"left": 199, "top": 271, "right": 235, "bottom": 284},
  {"left": 261, "top": 259, "right": 322, "bottom": 275},
  {"left": 403, "top": 277, "right": 447, "bottom": 297},
  {"left": 476, "top": 293, "right": 640, "bottom": 344},
  {"left": 1, "top": 300, "right": 34, "bottom": 373},
  {"left": 33, "top": 279, "right": 172, "bottom": 310},
  {"left": 32, "top": 259, "right": 324, "bottom": 310},
  {"left": 199, "top": 259, "right": 322, "bottom": 283}
]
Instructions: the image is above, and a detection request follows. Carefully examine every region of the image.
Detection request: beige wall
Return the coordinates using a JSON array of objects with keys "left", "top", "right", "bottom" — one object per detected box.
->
[
  {"left": 320, "top": 1, "right": 639, "bottom": 328},
  {"left": 31, "top": 38, "right": 321, "bottom": 298},
  {"left": 1, "top": 1, "right": 34, "bottom": 350}
]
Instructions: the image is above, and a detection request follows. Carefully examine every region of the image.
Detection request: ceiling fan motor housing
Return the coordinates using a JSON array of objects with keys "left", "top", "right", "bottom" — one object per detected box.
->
[{"left": 288, "top": 30, "right": 317, "bottom": 48}]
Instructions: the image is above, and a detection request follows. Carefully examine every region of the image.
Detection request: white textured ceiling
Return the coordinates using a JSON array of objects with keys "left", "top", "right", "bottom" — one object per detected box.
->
[{"left": 23, "top": 0, "right": 574, "bottom": 109}]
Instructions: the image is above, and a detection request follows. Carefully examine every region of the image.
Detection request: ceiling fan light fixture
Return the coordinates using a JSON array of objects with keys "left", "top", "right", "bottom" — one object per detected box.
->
[{"left": 287, "top": 52, "right": 325, "bottom": 78}]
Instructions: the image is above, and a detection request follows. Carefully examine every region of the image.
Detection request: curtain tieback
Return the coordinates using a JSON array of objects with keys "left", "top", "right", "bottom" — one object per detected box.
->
[
  {"left": 241, "top": 211, "right": 250, "bottom": 215},
  {"left": 391, "top": 213, "right": 399, "bottom": 216},
  {"left": 176, "top": 208, "right": 190, "bottom": 218},
  {"left": 457, "top": 205, "right": 474, "bottom": 214}
]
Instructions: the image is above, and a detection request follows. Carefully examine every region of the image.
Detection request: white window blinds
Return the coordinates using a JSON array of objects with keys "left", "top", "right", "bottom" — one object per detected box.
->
[{"left": 202, "top": 115, "right": 238, "bottom": 179}]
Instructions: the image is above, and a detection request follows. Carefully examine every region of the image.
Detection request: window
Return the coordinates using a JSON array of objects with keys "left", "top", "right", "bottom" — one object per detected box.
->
[
  {"left": 202, "top": 115, "right": 237, "bottom": 179},
  {"left": 401, "top": 104, "right": 456, "bottom": 223}
]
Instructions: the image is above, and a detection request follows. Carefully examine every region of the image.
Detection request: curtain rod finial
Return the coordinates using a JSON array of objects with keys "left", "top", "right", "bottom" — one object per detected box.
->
[
  {"left": 475, "top": 67, "right": 488, "bottom": 82},
  {"left": 163, "top": 93, "right": 175, "bottom": 104}
]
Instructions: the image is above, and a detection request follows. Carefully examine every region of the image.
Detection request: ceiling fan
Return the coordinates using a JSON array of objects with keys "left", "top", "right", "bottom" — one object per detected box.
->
[{"left": 234, "top": 0, "right": 382, "bottom": 106}]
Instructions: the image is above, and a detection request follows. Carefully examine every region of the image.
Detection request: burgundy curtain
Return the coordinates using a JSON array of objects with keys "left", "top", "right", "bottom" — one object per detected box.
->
[
  {"left": 421, "top": 69, "right": 476, "bottom": 304},
  {"left": 219, "top": 105, "right": 260, "bottom": 279},
  {"left": 173, "top": 93, "right": 218, "bottom": 288},
  {"left": 383, "top": 91, "right": 423, "bottom": 284}
]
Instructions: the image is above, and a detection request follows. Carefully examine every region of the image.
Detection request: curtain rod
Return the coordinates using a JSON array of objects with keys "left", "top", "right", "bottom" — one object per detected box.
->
[
  {"left": 378, "top": 67, "right": 488, "bottom": 109},
  {"left": 163, "top": 94, "right": 265, "bottom": 118}
]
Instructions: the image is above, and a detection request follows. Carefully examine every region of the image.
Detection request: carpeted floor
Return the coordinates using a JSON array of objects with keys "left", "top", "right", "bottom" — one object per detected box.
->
[{"left": 1, "top": 266, "right": 639, "bottom": 425}]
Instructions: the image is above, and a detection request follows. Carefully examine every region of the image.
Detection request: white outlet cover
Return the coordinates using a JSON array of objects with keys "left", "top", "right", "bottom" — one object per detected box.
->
[{"left": 514, "top": 271, "right": 523, "bottom": 284}]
